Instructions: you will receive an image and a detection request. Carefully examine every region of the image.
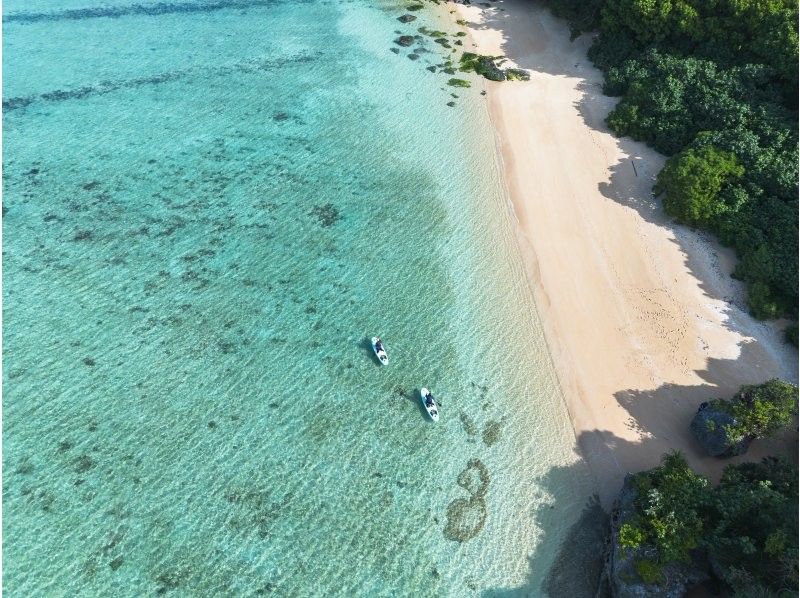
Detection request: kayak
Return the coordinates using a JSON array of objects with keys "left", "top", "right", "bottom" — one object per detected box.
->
[
  {"left": 420, "top": 387, "right": 439, "bottom": 422},
  {"left": 371, "top": 336, "right": 388, "bottom": 365}
]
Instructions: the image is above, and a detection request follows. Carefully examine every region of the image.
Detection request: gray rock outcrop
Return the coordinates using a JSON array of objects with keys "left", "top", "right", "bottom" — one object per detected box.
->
[{"left": 690, "top": 402, "right": 751, "bottom": 457}]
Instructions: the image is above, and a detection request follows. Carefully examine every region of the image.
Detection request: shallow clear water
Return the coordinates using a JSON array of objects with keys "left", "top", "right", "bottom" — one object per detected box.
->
[{"left": 3, "top": 1, "right": 596, "bottom": 595}]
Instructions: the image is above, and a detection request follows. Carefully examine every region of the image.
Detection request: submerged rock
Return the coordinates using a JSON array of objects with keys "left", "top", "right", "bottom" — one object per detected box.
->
[
  {"left": 447, "top": 78, "right": 471, "bottom": 88},
  {"left": 481, "top": 420, "right": 502, "bottom": 446},
  {"left": 444, "top": 496, "right": 487, "bottom": 542},
  {"left": 309, "top": 203, "right": 341, "bottom": 227},
  {"left": 109, "top": 556, "right": 124, "bottom": 571},
  {"left": 444, "top": 459, "right": 491, "bottom": 543},
  {"left": 394, "top": 35, "right": 415, "bottom": 47},
  {"left": 456, "top": 459, "right": 489, "bottom": 498},
  {"left": 397, "top": 14, "right": 417, "bottom": 23},
  {"left": 690, "top": 402, "right": 751, "bottom": 457}
]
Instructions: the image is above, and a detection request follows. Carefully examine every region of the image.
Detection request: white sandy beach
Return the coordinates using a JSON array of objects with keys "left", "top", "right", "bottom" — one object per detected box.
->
[{"left": 450, "top": 0, "right": 798, "bottom": 506}]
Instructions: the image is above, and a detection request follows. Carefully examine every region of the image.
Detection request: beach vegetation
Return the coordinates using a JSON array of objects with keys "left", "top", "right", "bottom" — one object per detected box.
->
[
  {"left": 619, "top": 522, "right": 646, "bottom": 549},
  {"left": 505, "top": 69, "right": 530, "bottom": 81},
  {"left": 629, "top": 452, "right": 707, "bottom": 564},
  {"left": 536, "top": 0, "right": 606, "bottom": 39},
  {"left": 537, "top": 0, "right": 799, "bottom": 322},
  {"left": 654, "top": 146, "right": 743, "bottom": 225},
  {"left": 633, "top": 558, "right": 663, "bottom": 585},
  {"left": 712, "top": 379, "right": 798, "bottom": 441},
  {"left": 418, "top": 27, "right": 448, "bottom": 37},
  {"left": 620, "top": 452, "right": 798, "bottom": 593},
  {"left": 706, "top": 456, "right": 798, "bottom": 593}
]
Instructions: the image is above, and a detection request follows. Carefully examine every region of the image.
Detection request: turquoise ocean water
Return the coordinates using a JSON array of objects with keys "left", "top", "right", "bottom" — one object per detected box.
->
[{"left": 3, "top": 0, "right": 596, "bottom": 595}]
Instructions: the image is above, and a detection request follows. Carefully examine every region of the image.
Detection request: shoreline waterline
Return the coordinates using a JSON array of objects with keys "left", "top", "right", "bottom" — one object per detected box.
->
[{"left": 449, "top": 0, "right": 798, "bottom": 507}]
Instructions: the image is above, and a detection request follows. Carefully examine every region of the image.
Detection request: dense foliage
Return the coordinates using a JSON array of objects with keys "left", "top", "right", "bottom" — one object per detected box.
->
[
  {"left": 654, "top": 146, "right": 744, "bottom": 224},
  {"left": 539, "top": 0, "right": 799, "bottom": 322},
  {"left": 708, "top": 457, "right": 799, "bottom": 592},
  {"left": 711, "top": 378, "right": 799, "bottom": 440},
  {"left": 625, "top": 452, "right": 708, "bottom": 563},
  {"left": 621, "top": 452, "right": 798, "bottom": 594}
]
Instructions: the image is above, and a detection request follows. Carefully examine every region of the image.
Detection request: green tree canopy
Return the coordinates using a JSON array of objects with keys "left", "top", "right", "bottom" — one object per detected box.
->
[
  {"left": 708, "top": 456, "right": 798, "bottom": 593},
  {"left": 729, "top": 379, "right": 799, "bottom": 439},
  {"left": 628, "top": 452, "right": 709, "bottom": 564},
  {"left": 538, "top": 0, "right": 798, "bottom": 321},
  {"left": 620, "top": 452, "right": 798, "bottom": 593},
  {"left": 655, "top": 146, "right": 743, "bottom": 225}
]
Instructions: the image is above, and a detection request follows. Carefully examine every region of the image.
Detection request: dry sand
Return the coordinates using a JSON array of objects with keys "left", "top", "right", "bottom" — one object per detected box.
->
[{"left": 449, "top": 0, "right": 798, "bottom": 506}]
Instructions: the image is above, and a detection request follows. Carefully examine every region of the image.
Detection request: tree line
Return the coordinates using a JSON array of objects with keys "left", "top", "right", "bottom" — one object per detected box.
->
[{"left": 539, "top": 0, "right": 798, "bottom": 332}]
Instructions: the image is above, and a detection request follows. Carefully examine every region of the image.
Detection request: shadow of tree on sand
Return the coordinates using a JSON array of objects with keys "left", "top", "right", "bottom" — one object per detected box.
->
[
  {"left": 477, "top": 457, "right": 609, "bottom": 598},
  {"left": 478, "top": 341, "right": 796, "bottom": 596},
  {"left": 452, "top": 2, "right": 798, "bottom": 595},
  {"left": 460, "top": 0, "right": 798, "bottom": 342}
]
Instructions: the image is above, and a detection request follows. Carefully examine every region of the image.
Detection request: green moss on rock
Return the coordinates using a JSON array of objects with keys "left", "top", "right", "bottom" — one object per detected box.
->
[
  {"left": 459, "top": 52, "right": 505, "bottom": 81},
  {"left": 506, "top": 68, "right": 530, "bottom": 81},
  {"left": 634, "top": 559, "right": 663, "bottom": 585},
  {"left": 447, "top": 78, "right": 471, "bottom": 88}
]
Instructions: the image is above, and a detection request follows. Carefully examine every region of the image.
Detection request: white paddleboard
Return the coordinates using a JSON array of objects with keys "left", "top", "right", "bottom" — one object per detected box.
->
[
  {"left": 420, "top": 387, "right": 439, "bottom": 422},
  {"left": 371, "top": 336, "right": 388, "bottom": 365}
]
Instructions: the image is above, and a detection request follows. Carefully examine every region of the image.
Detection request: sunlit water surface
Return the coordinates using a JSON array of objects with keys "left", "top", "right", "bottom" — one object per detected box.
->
[{"left": 3, "top": 0, "right": 596, "bottom": 594}]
